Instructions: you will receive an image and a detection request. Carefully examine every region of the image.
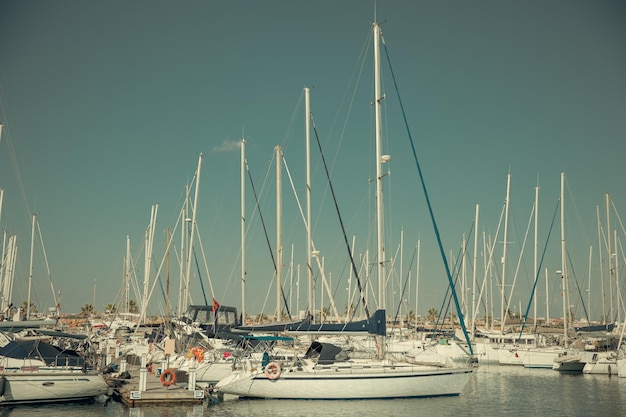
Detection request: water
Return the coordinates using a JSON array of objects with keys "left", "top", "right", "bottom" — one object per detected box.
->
[{"left": 2, "top": 365, "right": 625, "bottom": 416}]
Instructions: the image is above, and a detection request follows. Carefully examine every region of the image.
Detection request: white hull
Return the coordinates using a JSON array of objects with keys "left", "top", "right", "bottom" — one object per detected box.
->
[
  {"left": 520, "top": 348, "right": 564, "bottom": 368},
  {"left": 497, "top": 348, "right": 523, "bottom": 366},
  {"left": 471, "top": 343, "right": 501, "bottom": 364},
  {"left": 616, "top": 358, "right": 626, "bottom": 377},
  {"left": 0, "top": 368, "right": 109, "bottom": 405},
  {"left": 216, "top": 363, "right": 472, "bottom": 399},
  {"left": 582, "top": 353, "right": 618, "bottom": 375},
  {"left": 583, "top": 360, "right": 617, "bottom": 375},
  {"left": 194, "top": 361, "right": 235, "bottom": 384},
  {"left": 553, "top": 356, "right": 586, "bottom": 372}
]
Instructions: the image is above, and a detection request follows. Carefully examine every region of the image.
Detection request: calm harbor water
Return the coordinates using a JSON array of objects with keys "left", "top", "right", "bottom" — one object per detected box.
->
[{"left": 2, "top": 365, "right": 625, "bottom": 416}]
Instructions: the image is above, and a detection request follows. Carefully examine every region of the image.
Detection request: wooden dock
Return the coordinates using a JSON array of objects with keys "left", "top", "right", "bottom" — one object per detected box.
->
[{"left": 111, "top": 366, "right": 206, "bottom": 407}]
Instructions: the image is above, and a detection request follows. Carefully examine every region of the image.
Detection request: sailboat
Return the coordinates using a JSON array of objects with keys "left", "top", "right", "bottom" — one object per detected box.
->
[
  {"left": 215, "top": 20, "right": 474, "bottom": 400},
  {"left": 0, "top": 331, "right": 109, "bottom": 405}
]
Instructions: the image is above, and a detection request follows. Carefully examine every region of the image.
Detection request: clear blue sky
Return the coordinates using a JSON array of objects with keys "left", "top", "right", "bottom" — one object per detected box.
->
[{"left": 1, "top": 1, "right": 625, "bottom": 322}]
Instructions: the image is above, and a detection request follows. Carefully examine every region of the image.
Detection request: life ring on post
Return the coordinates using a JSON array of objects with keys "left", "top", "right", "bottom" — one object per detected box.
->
[
  {"left": 160, "top": 368, "right": 176, "bottom": 386},
  {"left": 264, "top": 361, "right": 281, "bottom": 380}
]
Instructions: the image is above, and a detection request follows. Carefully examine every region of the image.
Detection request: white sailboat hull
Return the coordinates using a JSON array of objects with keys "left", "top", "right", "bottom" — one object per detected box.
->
[
  {"left": 0, "top": 369, "right": 109, "bottom": 405},
  {"left": 616, "top": 358, "right": 626, "bottom": 377},
  {"left": 216, "top": 365, "right": 472, "bottom": 400},
  {"left": 520, "top": 348, "right": 564, "bottom": 368}
]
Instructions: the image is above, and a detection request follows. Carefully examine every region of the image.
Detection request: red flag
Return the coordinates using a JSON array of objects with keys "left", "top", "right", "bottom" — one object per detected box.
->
[{"left": 212, "top": 297, "right": 220, "bottom": 313}]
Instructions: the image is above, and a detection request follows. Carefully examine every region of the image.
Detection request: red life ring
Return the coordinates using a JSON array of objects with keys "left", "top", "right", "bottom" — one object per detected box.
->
[
  {"left": 160, "top": 368, "right": 176, "bottom": 386},
  {"left": 264, "top": 362, "right": 281, "bottom": 380}
]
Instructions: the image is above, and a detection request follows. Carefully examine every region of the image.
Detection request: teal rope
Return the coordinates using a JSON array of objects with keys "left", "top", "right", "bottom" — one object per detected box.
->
[{"left": 382, "top": 38, "right": 473, "bottom": 355}]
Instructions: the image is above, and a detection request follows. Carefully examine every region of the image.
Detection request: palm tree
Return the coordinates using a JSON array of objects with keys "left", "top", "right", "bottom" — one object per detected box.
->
[
  {"left": 407, "top": 310, "right": 416, "bottom": 326},
  {"left": 427, "top": 307, "right": 438, "bottom": 324},
  {"left": 128, "top": 299, "right": 138, "bottom": 314},
  {"left": 321, "top": 306, "right": 330, "bottom": 322},
  {"left": 21, "top": 301, "right": 37, "bottom": 316},
  {"left": 80, "top": 303, "right": 94, "bottom": 317},
  {"left": 449, "top": 311, "right": 457, "bottom": 327},
  {"left": 105, "top": 304, "right": 117, "bottom": 314}
]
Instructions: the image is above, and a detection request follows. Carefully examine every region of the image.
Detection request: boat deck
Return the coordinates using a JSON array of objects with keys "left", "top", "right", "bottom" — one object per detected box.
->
[{"left": 110, "top": 366, "right": 206, "bottom": 407}]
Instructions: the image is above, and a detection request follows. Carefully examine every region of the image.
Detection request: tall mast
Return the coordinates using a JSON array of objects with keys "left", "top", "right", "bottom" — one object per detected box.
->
[
  {"left": 177, "top": 193, "right": 187, "bottom": 317},
  {"left": 305, "top": 87, "right": 313, "bottom": 320},
  {"left": 166, "top": 228, "right": 170, "bottom": 317},
  {"left": 606, "top": 193, "right": 613, "bottom": 322},
  {"left": 125, "top": 235, "right": 131, "bottom": 314},
  {"left": 533, "top": 183, "right": 539, "bottom": 330},
  {"left": 183, "top": 153, "right": 203, "bottom": 313},
  {"left": 141, "top": 204, "right": 158, "bottom": 317},
  {"left": 471, "top": 204, "right": 479, "bottom": 339},
  {"left": 546, "top": 268, "right": 550, "bottom": 324},
  {"left": 241, "top": 138, "right": 246, "bottom": 326},
  {"left": 587, "top": 244, "right": 592, "bottom": 324},
  {"left": 560, "top": 172, "right": 567, "bottom": 345},
  {"left": 27, "top": 213, "right": 35, "bottom": 320},
  {"left": 275, "top": 145, "right": 283, "bottom": 321},
  {"left": 614, "top": 228, "right": 620, "bottom": 324},
  {"left": 596, "top": 205, "right": 606, "bottom": 324},
  {"left": 373, "top": 21, "right": 386, "bottom": 311},
  {"left": 415, "top": 239, "right": 421, "bottom": 324},
  {"left": 500, "top": 172, "right": 511, "bottom": 334}
]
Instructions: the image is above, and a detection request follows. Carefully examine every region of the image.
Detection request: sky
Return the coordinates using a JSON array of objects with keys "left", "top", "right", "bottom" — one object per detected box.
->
[{"left": 0, "top": 1, "right": 625, "bottom": 323}]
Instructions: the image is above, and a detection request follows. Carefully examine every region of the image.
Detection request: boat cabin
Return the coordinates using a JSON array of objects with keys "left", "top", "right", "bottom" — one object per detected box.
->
[{"left": 180, "top": 304, "right": 241, "bottom": 333}]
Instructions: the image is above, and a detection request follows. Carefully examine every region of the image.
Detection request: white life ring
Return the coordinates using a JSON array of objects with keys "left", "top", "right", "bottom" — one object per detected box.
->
[{"left": 264, "top": 361, "right": 281, "bottom": 380}]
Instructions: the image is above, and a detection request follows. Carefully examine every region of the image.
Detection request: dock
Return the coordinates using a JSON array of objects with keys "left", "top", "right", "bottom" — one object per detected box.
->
[{"left": 110, "top": 365, "right": 206, "bottom": 407}]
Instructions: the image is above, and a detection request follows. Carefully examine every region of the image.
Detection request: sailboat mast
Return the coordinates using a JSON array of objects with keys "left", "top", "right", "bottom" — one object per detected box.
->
[
  {"left": 184, "top": 153, "right": 203, "bottom": 313},
  {"left": 125, "top": 235, "right": 131, "bottom": 314},
  {"left": 533, "top": 184, "right": 539, "bottom": 328},
  {"left": 373, "top": 22, "right": 386, "bottom": 311},
  {"left": 614, "top": 228, "right": 620, "bottom": 324},
  {"left": 596, "top": 205, "right": 606, "bottom": 324},
  {"left": 545, "top": 268, "right": 549, "bottom": 323},
  {"left": 606, "top": 193, "right": 613, "bottom": 322},
  {"left": 141, "top": 204, "right": 158, "bottom": 317},
  {"left": 560, "top": 172, "right": 567, "bottom": 345},
  {"left": 500, "top": 172, "right": 511, "bottom": 334},
  {"left": 471, "top": 204, "right": 479, "bottom": 339},
  {"left": 241, "top": 138, "right": 246, "bottom": 326},
  {"left": 27, "top": 213, "right": 35, "bottom": 320},
  {"left": 275, "top": 145, "right": 283, "bottom": 321},
  {"left": 587, "top": 245, "right": 592, "bottom": 324},
  {"left": 305, "top": 87, "right": 313, "bottom": 319},
  {"left": 166, "top": 228, "right": 170, "bottom": 317}
]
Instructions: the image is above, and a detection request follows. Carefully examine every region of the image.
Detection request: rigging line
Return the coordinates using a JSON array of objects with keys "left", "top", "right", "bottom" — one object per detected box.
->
[
  {"left": 282, "top": 154, "right": 347, "bottom": 319},
  {"left": 434, "top": 231, "right": 468, "bottom": 337},
  {"left": 0, "top": 83, "right": 32, "bottom": 224},
  {"left": 566, "top": 249, "right": 590, "bottom": 325},
  {"left": 504, "top": 200, "right": 536, "bottom": 330},
  {"left": 381, "top": 37, "right": 473, "bottom": 355},
  {"left": 245, "top": 160, "right": 277, "bottom": 271},
  {"left": 244, "top": 157, "right": 292, "bottom": 320},
  {"left": 518, "top": 199, "right": 559, "bottom": 341},
  {"left": 35, "top": 219, "right": 57, "bottom": 307},
  {"left": 191, "top": 246, "right": 208, "bottom": 306},
  {"left": 392, "top": 243, "right": 417, "bottom": 329},
  {"left": 311, "top": 117, "right": 371, "bottom": 319},
  {"left": 609, "top": 196, "right": 626, "bottom": 237}
]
